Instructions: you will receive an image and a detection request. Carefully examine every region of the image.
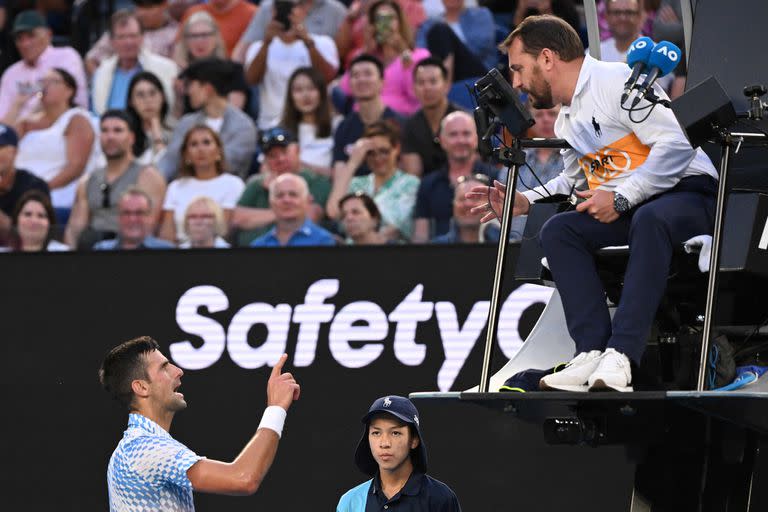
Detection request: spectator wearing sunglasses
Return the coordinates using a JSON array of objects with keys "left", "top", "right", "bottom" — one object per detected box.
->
[
  {"left": 326, "top": 119, "right": 418, "bottom": 242},
  {"left": 65, "top": 110, "right": 167, "bottom": 249},
  {"left": 412, "top": 110, "right": 497, "bottom": 242}
]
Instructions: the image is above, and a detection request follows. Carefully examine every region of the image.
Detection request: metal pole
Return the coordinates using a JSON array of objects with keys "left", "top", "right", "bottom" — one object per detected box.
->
[
  {"left": 681, "top": 0, "right": 694, "bottom": 68},
  {"left": 696, "top": 139, "right": 732, "bottom": 391},
  {"left": 583, "top": 0, "right": 601, "bottom": 60},
  {"left": 478, "top": 160, "right": 520, "bottom": 393}
]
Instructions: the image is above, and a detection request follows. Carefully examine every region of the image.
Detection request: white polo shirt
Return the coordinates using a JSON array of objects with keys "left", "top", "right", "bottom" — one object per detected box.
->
[{"left": 522, "top": 55, "right": 718, "bottom": 208}]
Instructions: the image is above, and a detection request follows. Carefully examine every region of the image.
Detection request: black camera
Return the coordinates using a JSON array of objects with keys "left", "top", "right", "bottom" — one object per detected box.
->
[{"left": 474, "top": 68, "right": 534, "bottom": 138}]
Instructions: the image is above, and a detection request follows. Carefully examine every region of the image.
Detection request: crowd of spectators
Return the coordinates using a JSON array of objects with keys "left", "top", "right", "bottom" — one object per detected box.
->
[{"left": 0, "top": 0, "right": 683, "bottom": 251}]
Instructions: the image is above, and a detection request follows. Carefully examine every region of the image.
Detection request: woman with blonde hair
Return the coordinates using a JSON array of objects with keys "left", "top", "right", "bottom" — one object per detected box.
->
[
  {"left": 173, "top": 11, "right": 248, "bottom": 115},
  {"left": 173, "top": 11, "right": 227, "bottom": 68},
  {"left": 180, "top": 195, "right": 230, "bottom": 248}
]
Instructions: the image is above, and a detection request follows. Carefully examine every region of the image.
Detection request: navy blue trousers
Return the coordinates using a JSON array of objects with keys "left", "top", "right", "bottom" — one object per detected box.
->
[{"left": 539, "top": 175, "right": 717, "bottom": 364}]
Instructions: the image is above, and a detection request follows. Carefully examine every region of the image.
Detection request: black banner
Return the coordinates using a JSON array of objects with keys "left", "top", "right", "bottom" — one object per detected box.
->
[{"left": 2, "top": 245, "right": 632, "bottom": 510}]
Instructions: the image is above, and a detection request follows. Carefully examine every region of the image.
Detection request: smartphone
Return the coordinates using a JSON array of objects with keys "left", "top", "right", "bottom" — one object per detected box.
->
[
  {"left": 274, "top": 0, "right": 293, "bottom": 31},
  {"left": 374, "top": 12, "right": 394, "bottom": 44}
]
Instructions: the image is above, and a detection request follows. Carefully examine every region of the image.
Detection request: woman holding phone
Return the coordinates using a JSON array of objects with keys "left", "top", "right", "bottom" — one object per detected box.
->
[{"left": 337, "top": 0, "right": 430, "bottom": 116}]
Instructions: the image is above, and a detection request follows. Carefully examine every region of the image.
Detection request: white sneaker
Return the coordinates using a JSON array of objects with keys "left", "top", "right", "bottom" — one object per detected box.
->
[
  {"left": 539, "top": 350, "right": 603, "bottom": 392},
  {"left": 588, "top": 348, "right": 633, "bottom": 392}
]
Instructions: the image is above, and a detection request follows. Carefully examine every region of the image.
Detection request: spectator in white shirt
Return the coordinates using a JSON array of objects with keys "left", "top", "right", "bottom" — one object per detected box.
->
[
  {"left": 244, "top": 0, "right": 339, "bottom": 130},
  {"left": 279, "top": 66, "right": 339, "bottom": 177},
  {"left": 159, "top": 125, "right": 244, "bottom": 243}
]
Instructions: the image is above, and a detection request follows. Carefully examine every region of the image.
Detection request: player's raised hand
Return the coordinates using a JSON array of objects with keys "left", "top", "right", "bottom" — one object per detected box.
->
[{"left": 267, "top": 353, "right": 301, "bottom": 411}]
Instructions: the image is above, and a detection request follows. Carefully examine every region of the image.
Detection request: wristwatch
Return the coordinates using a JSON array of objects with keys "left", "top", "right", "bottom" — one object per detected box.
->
[{"left": 613, "top": 192, "right": 631, "bottom": 214}]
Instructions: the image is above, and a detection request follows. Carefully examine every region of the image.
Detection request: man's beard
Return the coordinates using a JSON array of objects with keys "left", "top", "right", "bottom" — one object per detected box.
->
[
  {"left": 105, "top": 148, "right": 127, "bottom": 161},
  {"left": 529, "top": 69, "right": 555, "bottom": 110}
]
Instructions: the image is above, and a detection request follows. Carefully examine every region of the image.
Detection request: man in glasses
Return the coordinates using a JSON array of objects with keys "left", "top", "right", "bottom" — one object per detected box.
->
[
  {"left": 66, "top": 110, "right": 166, "bottom": 249},
  {"left": 92, "top": 10, "right": 178, "bottom": 114},
  {"left": 94, "top": 187, "right": 174, "bottom": 250},
  {"left": 599, "top": 0, "right": 646, "bottom": 63},
  {"left": 595, "top": 0, "right": 673, "bottom": 91},
  {"left": 86, "top": 0, "right": 179, "bottom": 76},
  {"left": 412, "top": 111, "right": 498, "bottom": 243}
]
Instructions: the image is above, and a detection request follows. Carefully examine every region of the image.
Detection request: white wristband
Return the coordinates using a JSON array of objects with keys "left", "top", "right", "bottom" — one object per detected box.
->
[{"left": 258, "top": 406, "right": 287, "bottom": 438}]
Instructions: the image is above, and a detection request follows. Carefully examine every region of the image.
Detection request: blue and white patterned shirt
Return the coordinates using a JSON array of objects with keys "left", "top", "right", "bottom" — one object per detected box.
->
[{"left": 107, "top": 413, "right": 203, "bottom": 512}]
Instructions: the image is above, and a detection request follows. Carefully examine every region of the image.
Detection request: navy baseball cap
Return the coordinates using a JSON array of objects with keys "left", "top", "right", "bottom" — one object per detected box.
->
[
  {"left": 260, "top": 127, "right": 297, "bottom": 153},
  {"left": 0, "top": 124, "right": 19, "bottom": 147},
  {"left": 354, "top": 395, "right": 428, "bottom": 476}
]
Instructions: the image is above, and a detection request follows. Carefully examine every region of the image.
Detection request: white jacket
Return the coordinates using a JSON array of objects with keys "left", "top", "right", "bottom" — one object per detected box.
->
[
  {"left": 91, "top": 48, "right": 178, "bottom": 116},
  {"left": 522, "top": 55, "right": 718, "bottom": 208}
]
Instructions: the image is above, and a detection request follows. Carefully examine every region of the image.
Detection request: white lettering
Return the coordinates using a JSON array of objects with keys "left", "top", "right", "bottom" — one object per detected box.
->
[
  {"left": 329, "top": 301, "right": 388, "bottom": 368},
  {"left": 292, "top": 279, "right": 339, "bottom": 366},
  {"left": 656, "top": 45, "right": 679, "bottom": 62},
  {"left": 169, "top": 280, "right": 551, "bottom": 392},
  {"left": 170, "top": 286, "right": 228, "bottom": 370},
  {"left": 227, "top": 303, "right": 292, "bottom": 369},
  {"left": 435, "top": 301, "right": 490, "bottom": 392},
  {"left": 497, "top": 284, "right": 554, "bottom": 358},
  {"left": 388, "top": 285, "right": 433, "bottom": 366}
]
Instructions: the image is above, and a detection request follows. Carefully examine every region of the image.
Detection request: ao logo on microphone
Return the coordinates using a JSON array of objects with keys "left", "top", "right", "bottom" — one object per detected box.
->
[
  {"left": 629, "top": 39, "right": 649, "bottom": 52},
  {"left": 654, "top": 44, "right": 680, "bottom": 62}
]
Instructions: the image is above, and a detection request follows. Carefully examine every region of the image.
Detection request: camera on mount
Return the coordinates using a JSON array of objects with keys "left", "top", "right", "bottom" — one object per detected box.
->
[
  {"left": 542, "top": 417, "right": 604, "bottom": 446},
  {"left": 472, "top": 68, "right": 534, "bottom": 165},
  {"left": 744, "top": 83, "right": 767, "bottom": 121}
]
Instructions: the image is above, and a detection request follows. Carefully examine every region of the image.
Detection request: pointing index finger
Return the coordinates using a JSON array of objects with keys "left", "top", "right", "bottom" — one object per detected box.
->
[{"left": 271, "top": 353, "right": 288, "bottom": 378}]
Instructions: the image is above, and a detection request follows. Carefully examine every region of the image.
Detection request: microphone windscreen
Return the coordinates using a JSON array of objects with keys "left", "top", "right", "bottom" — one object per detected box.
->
[
  {"left": 626, "top": 36, "right": 654, "bottom": 68},
  {"left": 647, "top": 41, "right": 682, "bottom": 77}
]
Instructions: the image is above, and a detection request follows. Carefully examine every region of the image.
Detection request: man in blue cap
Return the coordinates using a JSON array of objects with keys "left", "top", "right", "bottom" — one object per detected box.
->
[{"left": 337, "top": 395, "right": 461, "bottom": 511}]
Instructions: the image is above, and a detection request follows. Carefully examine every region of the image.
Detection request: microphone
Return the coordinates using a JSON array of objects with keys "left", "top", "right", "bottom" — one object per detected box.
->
[
  {"left": 630, "top": 40, "right": 681, "bottom": 108},
  {"left": 620, "top": 36, "right": 654, "bottom": 105}
]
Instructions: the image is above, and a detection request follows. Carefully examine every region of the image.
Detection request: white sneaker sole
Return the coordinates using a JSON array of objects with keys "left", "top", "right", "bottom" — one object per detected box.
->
[
  {"left": 539, "top": 380, "right": 589, "bottom": 392},
  {"left": 588, "top": 378, "right": 633, "bottom": 392}
]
